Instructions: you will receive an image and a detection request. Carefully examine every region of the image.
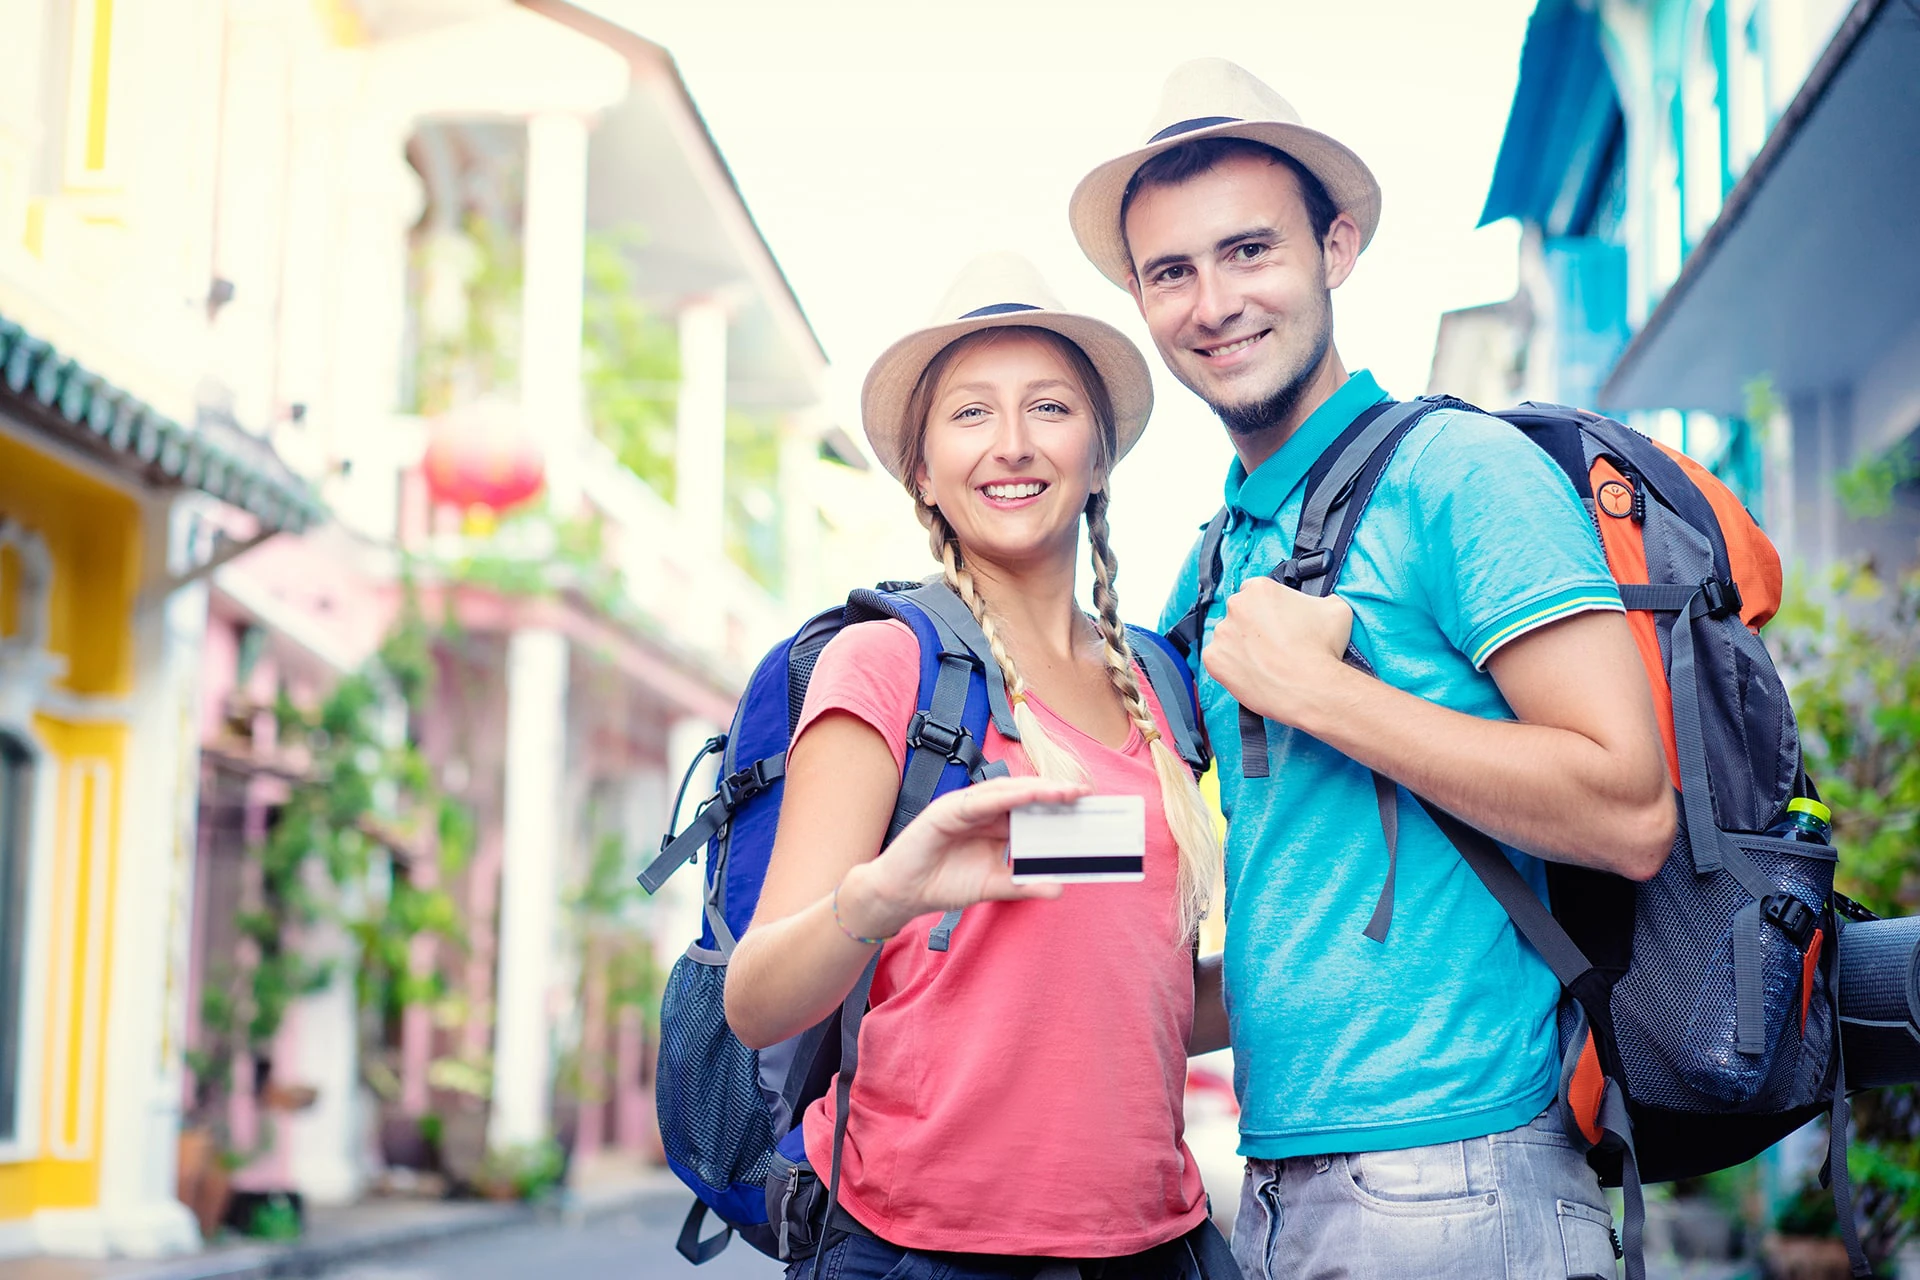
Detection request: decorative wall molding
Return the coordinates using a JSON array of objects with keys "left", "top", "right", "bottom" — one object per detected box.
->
[{"left": 0, "top": 518, "right": 65, "bottom": 730}]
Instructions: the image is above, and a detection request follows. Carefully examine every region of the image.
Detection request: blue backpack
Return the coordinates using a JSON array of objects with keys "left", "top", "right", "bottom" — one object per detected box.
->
[{"left": 637, "top": 579, "right": 1209, "bottom": 1264}]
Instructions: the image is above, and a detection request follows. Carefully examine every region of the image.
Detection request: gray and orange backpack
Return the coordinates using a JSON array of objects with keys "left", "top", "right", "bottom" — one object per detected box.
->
[{"left": 1168, "top": 398, "right": 1873, "bottom": 1280}]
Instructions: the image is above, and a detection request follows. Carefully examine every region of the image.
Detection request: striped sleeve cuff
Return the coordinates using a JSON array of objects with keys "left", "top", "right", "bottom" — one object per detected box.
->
[{"left": 1465, "top": 584, "right": 1625, "bottom": 669}]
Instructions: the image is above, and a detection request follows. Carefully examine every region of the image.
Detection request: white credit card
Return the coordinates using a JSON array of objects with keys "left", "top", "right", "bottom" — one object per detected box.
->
[{"left": 1008, "top": 794, "right": 1146, "bottom": 883}]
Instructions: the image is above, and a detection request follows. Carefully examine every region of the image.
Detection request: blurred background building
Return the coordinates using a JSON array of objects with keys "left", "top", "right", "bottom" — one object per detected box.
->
[
  {"left": 6, "top": 0, "right": 1911, "bottom": 1265},
  {"left": 1435, "top": 0, "right": 1920, "bottom": 573},
  {"left": 0, "top": 0, "right": 906, "bottom": 1258}
]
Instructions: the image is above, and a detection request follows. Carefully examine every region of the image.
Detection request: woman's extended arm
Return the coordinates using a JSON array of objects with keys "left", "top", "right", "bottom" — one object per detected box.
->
[{"left": 724, "top": 709, "right": 1081, "bottom": 1049}]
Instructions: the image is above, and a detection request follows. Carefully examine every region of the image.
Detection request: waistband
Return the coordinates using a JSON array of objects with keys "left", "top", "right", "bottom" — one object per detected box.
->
[{"left": 769, "top": 1154, "right": 1233, "bottom": 1279}]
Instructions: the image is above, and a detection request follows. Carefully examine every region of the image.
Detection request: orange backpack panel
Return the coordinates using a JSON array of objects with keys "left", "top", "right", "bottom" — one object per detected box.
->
[
  {"left": 1587, "top": 448, "right": 1783, "bottom": 791},
  {"left": 1649, "top": 441, "right": 1783, "bottom": 629}
]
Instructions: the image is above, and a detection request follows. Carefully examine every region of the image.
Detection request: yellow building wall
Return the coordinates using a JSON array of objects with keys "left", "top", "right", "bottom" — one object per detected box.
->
[
  {"left": 0, "top": 432, "right": 138, "bottom": 1222},
  {"left": 0, "top": 430, "right": 139, "bottom": 694}
]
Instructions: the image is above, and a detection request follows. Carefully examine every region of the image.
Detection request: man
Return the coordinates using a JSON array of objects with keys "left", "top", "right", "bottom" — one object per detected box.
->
[{"left": 1069, "top": 59, "right": 1676, "bottom": 1278}]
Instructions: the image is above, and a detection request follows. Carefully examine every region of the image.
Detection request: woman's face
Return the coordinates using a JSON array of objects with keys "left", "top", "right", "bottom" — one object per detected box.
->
[{"left": 916, "top": 331, "right": 1103, "bottom": 573}]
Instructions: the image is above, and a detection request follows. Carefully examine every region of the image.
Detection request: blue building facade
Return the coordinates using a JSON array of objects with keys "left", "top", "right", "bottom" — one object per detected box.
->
[{"left": 1449, "top": 0, "right": 1920, "bottom": 570}]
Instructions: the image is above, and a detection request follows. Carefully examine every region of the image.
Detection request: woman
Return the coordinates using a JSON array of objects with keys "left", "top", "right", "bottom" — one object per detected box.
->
[{"left": 724, "top": 253, "right": 1226, "bottom": 1279}]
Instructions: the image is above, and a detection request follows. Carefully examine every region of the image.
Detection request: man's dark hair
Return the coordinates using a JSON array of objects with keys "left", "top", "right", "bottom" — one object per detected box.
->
[{"left": 1120, "top": 137, "right": 1339, "bottom": 255}]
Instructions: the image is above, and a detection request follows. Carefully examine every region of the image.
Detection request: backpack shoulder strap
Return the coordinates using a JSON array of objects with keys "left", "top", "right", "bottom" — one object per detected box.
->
[
  {"left": 845, "top": 584, "right": 1003, "bottom": 817},
  {"left": 1166, "top": 507, "right": 1231, "bottom": 665},
  {"left": 894, "top": 581, "right": 1020, "bottom": 741},
  {"left": 853, "top": 583, "right": 1007, "bottom": 952},
  {"left": 1413, "top": 790, "right": 1686, "bottom": 1280},
  {"left": 1236, "top": 397, "right": 1455, "bottom": 782},
  {"left": 1287, "top": 396, "right": 1463, "bottom": 598},
  {"left": 1127, "top": 623, "right": 1211, "bottom": 774},
  {"left": 802, "top": 584, "right": 1009, "bottom": 1263}
]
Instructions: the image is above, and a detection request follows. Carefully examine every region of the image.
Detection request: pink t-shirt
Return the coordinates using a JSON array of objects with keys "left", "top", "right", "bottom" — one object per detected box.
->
[{"left": 791, "top": 619, "right": 1208, "bottom": 1257}]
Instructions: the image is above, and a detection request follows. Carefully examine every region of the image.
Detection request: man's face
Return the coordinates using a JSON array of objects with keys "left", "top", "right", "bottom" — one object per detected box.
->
[{"left": 1123, "top": 154, "right": 1352, "bottom": 433}]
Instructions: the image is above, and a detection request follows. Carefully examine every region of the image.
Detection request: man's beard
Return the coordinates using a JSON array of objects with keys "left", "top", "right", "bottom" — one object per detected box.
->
[{"left": 1208, "top": 290, "right": 1333, "bottom": 437}]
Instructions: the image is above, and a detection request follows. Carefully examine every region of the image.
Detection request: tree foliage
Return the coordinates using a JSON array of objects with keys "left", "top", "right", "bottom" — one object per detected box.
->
[
  {"left": 1776, "top": 562, "right": 1920, "bottom": 917},
  {"left": 191, "top": 582, "right": 475, "bottom": 1155},
  {"left": 580, "top": 225, "right": 786, "bottom": 590},
  {"left": 582, "top": 229, "right": 680, "bottom": 497},
  {"left": 1774, "top": 559, "right": 1920, "bottom": 1262}
]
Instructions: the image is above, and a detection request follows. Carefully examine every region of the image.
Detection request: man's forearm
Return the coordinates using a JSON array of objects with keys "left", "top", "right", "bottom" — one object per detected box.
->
[{"left": 1283, "top": 662, "right": 1671, "bottom": 878}]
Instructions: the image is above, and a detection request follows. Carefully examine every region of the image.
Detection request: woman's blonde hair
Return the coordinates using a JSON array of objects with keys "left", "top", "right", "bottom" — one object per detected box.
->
[{"left": 896, "top": 326, "right": 1221, "bottom": 939}]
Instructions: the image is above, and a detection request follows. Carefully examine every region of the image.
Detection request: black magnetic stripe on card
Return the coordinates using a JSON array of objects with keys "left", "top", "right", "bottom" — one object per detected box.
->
[{"left": 1008, "top": 856, "right": 1146, "bottom": 876}]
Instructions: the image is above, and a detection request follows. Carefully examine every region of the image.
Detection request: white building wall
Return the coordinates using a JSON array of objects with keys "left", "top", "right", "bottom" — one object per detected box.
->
[
  {"left": 490, "top": 628, "right": 569, "bottom": 1151},
  {"left": 84, "top": 500, "right": 209, "bottom": 1258}
]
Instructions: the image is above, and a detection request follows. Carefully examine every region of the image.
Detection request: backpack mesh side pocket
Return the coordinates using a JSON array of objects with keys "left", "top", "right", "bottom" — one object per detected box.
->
[
  {"left": 1611, "top": 831, "right": 1836, "bottom": 1112},
  {"left": 655, "top": 945, "right": 775, "bottom": 1198}
]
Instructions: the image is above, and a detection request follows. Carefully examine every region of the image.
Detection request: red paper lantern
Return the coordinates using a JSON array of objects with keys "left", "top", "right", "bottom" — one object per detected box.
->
[{"left": 421, "top": 399, "right": 545, "bottom": 513}]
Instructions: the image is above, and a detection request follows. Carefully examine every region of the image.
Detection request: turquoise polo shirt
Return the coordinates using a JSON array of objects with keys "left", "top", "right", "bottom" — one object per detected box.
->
[{"left": 1160, "top": 371, "right": 1623, "bottom": 1159}]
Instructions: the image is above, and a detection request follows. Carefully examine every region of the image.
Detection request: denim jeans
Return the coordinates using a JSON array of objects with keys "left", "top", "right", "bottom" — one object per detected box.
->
[
  {"left": 787, "top": 1223, "right": 1223, "bottom": 1280},
  {"left": 1230, "top": 1104, "right": 1622, "bottom": 1279}
]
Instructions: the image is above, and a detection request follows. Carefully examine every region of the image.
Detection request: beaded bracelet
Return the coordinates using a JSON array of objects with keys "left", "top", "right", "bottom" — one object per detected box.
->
[{"left": 833, "top": 883, "right": 895, "bottom": 947}]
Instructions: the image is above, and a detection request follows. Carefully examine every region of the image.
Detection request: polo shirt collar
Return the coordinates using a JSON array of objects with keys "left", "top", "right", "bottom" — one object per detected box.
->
[{"left": 1222, "top": 370, "right": 1390, "bottom": 521}]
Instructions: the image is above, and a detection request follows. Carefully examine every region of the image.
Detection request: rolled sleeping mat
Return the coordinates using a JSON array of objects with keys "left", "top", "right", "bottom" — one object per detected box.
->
[{"left": 1837, "top": 914, "right": 1920, "bottom": 1089}]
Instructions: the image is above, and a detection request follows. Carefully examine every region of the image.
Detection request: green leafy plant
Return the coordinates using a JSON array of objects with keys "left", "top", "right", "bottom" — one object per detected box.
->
[
  {"left": 725, "top": 408, "right": 785, "bottom": 591},
  {"left": 195, "top": 582, "right": 475, "bottom": 1172},
  {"left": 559, "top": 827, "right": 661, "bottom": 1111},
  {"left": 1772, "top": 1178, "right": 1840, "bottom": 1238},
  {"left": 1775, "top": 561, "right": 1920, "bottom": 917},
  {"left": 410, "top": 210, "right": 524, "bottom": 417},
  {"left": 447, "top": 500, "right": 630, "bottom": 622},
  {"left": 1833, "top": 442, "right": 1920, "bottom": 522},
  {"left": 578, "top": 224, "right": 787, "bottom": 590},
  {"left": 582, "top": 227, "right": 680, "bottom": 498},
  {"left": 242, "top": 1193, "right": 303, "bottom": 1242},
  {"left": 1773, "top": 557, "right": 1920, "bottom": 1264},
  {"left": 473, "top": 1139, "right": 566, "bottom": 1202}
]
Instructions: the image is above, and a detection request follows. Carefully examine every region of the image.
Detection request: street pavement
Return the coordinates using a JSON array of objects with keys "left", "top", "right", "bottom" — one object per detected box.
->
[
  {"left": 317, "top": 1196, "right": 781, "bottom": 1280},
  {"left": 303, "top": 1087, "right": 1247, "bottom": 1280}
]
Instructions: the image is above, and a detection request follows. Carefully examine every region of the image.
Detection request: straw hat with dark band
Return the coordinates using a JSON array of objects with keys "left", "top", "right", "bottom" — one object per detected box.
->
[
  {"left": 1069, "top": 57, "right": 1382, "bottom": 288},
  {"left": 861, "top": 252, "right": 1154, "bottom": 483}
]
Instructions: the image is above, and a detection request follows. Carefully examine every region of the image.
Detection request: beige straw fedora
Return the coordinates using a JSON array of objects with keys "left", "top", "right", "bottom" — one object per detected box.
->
[
  {"left": 1069, "top": 58, "right": 1382, "bottom": 288},
  {"left": 861, "top": 252, "right": 1155, "bottom": 483}
]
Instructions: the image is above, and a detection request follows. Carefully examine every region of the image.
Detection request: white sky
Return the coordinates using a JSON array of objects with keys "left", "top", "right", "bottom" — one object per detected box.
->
[{"left": 599, "top": 0, "right": 1536, "bottom": 620}]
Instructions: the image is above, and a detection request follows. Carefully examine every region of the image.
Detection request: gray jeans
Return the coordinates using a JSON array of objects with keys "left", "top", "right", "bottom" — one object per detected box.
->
[{"left": 1230, "top": 1104, "right": 1621, "bottom": 1280}]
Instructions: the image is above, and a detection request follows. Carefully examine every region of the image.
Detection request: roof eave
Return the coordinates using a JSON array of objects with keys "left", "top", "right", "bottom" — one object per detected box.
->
[
  {"left": 515, "top": 0, "right": 829, "bottom": 373},
  {"left": 1598, "top": 0, "right": 1890, "bottom": 406},
  {"left": 0, "top": 312, "right": 326, "bottom": 533}
]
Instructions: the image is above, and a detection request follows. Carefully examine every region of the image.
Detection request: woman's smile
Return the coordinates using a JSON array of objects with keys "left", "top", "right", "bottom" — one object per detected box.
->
[{"left": 976, "top": 477, "right": 1052, "bottom": 509}]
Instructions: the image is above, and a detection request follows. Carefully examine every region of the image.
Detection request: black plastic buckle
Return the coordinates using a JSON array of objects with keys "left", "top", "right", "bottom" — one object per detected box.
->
[
  {"left": 1276, "top": 547, "right": 1332, "bottom": 587},
  {"left": 1831, "top": 891, "right": 1879, "bottom": 924},
  {"left": 906, "top": 711, "right": 970, "bottom": 761},
  {"left": 1763, "top": 893, "right": 1818, "bottom": 949},
  {"left": 1166, "top": 609, "right": 1200, "bottom": 660},
  {"left": 1700, "top": 577, "right": 1743, "bottom": 620},
  {"left": 716, "top": 757, "right": 780, "bottom": 810}
]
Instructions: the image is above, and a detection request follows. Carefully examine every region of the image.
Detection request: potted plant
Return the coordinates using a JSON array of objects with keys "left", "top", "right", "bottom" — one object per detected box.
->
[
  {"left": 472, "top": 1139, "right": 566, "bottom": 1203},
  {"left": 1764, "top": 1178, "right": 1851, "bottom": 1280},
  {"left": 426, "top": 1053, "right": 493, "bottom": 1190},
  {"left": 179, "top": 972, "right": 247, "bottom": 1240}
]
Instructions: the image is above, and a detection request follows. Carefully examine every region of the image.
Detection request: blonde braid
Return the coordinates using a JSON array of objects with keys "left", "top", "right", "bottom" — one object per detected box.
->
[
  {"left": 1085, "top": 491, "right": 1222, "bottom": 940},
  {"left": 923, "top": 507, "right": 1088, "bottom": 785}
]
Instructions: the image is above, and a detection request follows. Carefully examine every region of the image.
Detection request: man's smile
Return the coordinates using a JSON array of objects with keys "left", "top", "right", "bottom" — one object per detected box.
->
[{"left": 1193, "top": 330, "right": 1271, "bottom": 362}]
